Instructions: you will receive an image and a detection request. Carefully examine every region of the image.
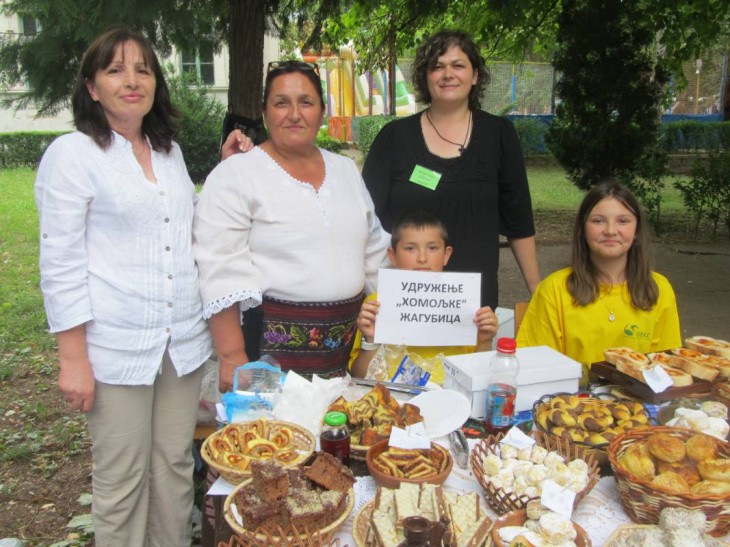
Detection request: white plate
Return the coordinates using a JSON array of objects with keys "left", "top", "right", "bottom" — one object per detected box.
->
[{"left": 410, "top": 389, "right": 471, "bottom": 438}]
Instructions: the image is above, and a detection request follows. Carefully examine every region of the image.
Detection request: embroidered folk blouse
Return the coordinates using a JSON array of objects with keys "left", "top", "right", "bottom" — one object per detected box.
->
[{"left": 193, "top": 147, "right": 390, "bottom": 319}]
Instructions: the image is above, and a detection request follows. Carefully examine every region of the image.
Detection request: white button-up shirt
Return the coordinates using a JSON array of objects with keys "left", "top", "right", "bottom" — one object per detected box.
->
[{"left": 35, "top": 131, "right": 212, "bottom": 385}]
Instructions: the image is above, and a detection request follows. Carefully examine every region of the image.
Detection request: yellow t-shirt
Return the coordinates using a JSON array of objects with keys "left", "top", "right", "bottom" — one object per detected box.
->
[
  {"left": 516, "top": 267, "right": 681, "bottom": 375},
  {"left": 348, "top": 293, "right": 475, "bottom": 384}
]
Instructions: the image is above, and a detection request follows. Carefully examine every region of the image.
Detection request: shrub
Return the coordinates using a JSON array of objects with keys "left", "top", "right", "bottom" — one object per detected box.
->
[
  {"left": 356, "top": 115, "right": 396, "bottom": 156},
  {"left": 674, "top": 150, "right": 730, "bottom": 239},
  {"left": 316, "top": 127, "right": 343, "bottom": 153},
  {"left": 511, "top": 117, "right": 548, "bottom": 156},
  {"left": 0, "top": 132, "right": 65, "bottom": 168},
  {"left": 659, "top": 121, "right": 730, "bottom": 152},
  {"left": 166, "top": 66, "right": 227, "bottom": 183}
]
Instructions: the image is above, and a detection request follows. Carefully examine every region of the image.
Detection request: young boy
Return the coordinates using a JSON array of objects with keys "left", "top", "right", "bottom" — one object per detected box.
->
[{"left": 350, "top": 209, "right": 499, "bottom": 380}]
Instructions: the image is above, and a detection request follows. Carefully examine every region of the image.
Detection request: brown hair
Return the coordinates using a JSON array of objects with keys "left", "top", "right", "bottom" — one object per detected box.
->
[
  {"left": 72, "top": 26, "right": 179, "bottom": 152},
  {"left": 412, "top": 30, "right": 489, "bottom": 111},
  {"left": 568, "top": 180, "right": 658, "bottom": 308},
  {"left": 390, "top": 209, "right": 449, "bottom": 249}
]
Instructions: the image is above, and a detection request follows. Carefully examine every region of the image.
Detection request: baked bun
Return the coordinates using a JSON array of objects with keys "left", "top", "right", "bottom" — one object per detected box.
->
[
  {"left": 700, "top": 401, "right": 729, "bottom": 419},
  {"left": 618, "top": 442, "right": 655, "bottom": 481},
  {"left": 686, "top": 434, "right": 719, "bottom": 462},
  {"left": 697, "top": 458, "right": 730, "bottom": 482},
  {"left": 646, "top": 432, "right": 686, "bottom": 463},
  {"left": 690, "top": 479, "right": 730, "bottom": 496},
  {"left": 685, "top": 336, "right": 730, "bottom": 360},
  {"left": 656, "top": 461, "right": 701, "bottom": 487},
  {"left": 604, "top": 347, "right": 650, "bottom": 367},
  {"left": 651, "top": 471, "right": 690, "bottom": 493}
]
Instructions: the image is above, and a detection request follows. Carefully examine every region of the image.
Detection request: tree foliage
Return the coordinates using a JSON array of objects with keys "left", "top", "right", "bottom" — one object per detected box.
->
[{"left": 545, "top": 0, "right": 670, "bottom": 190}]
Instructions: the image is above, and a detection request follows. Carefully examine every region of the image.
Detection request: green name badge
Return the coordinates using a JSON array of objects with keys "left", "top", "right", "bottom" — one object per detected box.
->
[{"left": 409, "top": 165, "right": 442, "bottom": 190}]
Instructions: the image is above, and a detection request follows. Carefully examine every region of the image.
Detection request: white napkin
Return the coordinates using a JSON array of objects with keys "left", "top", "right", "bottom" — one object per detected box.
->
[{"left": 272, "top": 371, "right": 349, "bottom": 436}]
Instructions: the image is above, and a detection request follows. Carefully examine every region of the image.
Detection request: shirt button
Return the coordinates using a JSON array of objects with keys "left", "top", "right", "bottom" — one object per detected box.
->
[
  {"left": 166, "top": 328, "right": 171, "bottom": 333},
  {"left": 165, "top": 246, "right": 171, "bottom": 251},
  {"left": 159, "top": 191, "right": 165, "bottom": 196},
  {"left": 42, "top": 233, "right": 48, "bottom": 239},
  {"left": 167, "top": 302, "right": 173, "bottom": 308},
  {"left": 164, "top": 218, "right": 170, "bottom": 223},
  {"left": 168, "top": 274, "right": 173, "bottom": 279}
]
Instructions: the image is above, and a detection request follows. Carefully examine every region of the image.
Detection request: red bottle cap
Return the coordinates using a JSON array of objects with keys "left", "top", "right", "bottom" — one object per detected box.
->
[{"left": 496, "top": 337, "right": 517, "bottom": 353}]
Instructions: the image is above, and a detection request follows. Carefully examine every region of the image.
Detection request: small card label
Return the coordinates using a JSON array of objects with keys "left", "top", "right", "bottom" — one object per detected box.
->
[
  {"left": 541, "top": 479, "right": 576, "bottom": 518},
  {"left": 643, "top": 365, "right": 674, "bottom": 393},
  {"left": 499, "top": 426, "right": 535, "bottom": 450},
  {"left": 409, "top": 165, "right": 442, "bottom": 190},
  {"left": 389, "top": 424, "right": 431, "bottom": 450}
]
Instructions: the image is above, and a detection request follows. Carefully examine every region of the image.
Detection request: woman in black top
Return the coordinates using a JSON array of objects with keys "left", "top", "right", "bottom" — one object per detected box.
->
[{"left": 363, "top": 30, "right": 540, "bottom": 308}]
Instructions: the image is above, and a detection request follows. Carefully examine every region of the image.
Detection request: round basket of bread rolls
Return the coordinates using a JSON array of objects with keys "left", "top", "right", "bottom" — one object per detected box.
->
[
  {"left": 532, "top": 392, "right": 650, "bottom": 466},
  {"left": 608, "top": 425, "right": 730, "bottom": 537}
]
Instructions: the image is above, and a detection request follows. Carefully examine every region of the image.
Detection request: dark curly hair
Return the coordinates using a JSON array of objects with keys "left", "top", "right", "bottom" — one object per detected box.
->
[
  {"left": 412, "top": 30, "right": 489, "bottom": 111},
  {"left": 72, "top": 25, "right": 179, "bottom": 152}
]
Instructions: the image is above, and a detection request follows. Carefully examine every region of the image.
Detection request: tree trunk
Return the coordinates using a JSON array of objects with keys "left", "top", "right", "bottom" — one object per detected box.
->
[{"left": 228, "top": 0, "right": 265, "bottom": 118}]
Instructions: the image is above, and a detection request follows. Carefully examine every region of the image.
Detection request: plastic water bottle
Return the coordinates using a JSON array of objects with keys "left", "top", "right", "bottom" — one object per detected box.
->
[{"left": 485, "top": 337, "right": 520, "bottom": 435}]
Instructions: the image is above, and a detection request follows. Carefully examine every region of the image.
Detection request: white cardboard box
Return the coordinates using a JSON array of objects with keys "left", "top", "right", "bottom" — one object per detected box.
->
[{"left": 443, "top": 346, "right": 582, "bottom": 419}]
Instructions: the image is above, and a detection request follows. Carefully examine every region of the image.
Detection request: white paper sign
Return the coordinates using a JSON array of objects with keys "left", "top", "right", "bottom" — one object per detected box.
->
[
  {"left": 388, "top": 424, "right": 432, "bottom": 450},
  {"left": 374, "top": 269, "right": 482, "bottom": 346},
  {"left": 643, "top": 365, "right": 674, "bottom": 393},
  {"left": 541, "top": 479, "right": 576, "bottom": 518},
  {"left": 499, "top": 426, "right": 536, "bottom": 450}
]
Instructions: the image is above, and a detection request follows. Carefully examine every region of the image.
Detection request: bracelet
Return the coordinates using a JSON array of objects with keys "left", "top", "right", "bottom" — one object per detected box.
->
[{"left": 360, "top": 338, "right": 381, "bottom": 351}]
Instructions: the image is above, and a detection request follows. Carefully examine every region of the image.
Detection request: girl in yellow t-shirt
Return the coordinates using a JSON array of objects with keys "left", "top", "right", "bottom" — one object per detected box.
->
[{"left": 516, "top": 181, "right": 681, "bottom": 381}]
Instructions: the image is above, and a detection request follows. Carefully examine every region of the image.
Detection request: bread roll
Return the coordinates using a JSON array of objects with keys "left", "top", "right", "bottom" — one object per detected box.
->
[
  {"left": 697, "top": 458, "right": 730, "bottom": 482},
  {"left": 604, "top": 347, "right": 650, "bottom": 367},
  {"left": 685, "top": 336, "right": 730, "bottom": 360},
  {"left": 656, "top": 461, "right": 701, "bottom": 487},
  {"left": 690, "top": 479, "right": 730, "bottom": 496},
  {"left": 651, "top": 471, "right": 690, "bottom": 493},
  {"left": 646, "top": 432, "right": 686, "bottom": 463},
  {"left": 618, "top": 442, "right": 655, "bottom": 481},
  {"left": 686, "top": 433, "right": 719, "bottom": 462}
]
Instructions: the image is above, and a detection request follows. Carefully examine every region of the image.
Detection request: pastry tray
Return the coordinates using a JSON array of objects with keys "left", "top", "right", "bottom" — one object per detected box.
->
[{"left": 589, "top": 361, "right": 713, "bottom": 402}]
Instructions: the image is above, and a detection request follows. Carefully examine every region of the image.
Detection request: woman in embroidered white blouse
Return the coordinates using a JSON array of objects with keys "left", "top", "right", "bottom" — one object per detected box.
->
[
  {"left": 194, "top": 61, "right": 390, "bottom": 386},
  {"left": 34, "top": 27, "right": 226, "bottom": 546}
]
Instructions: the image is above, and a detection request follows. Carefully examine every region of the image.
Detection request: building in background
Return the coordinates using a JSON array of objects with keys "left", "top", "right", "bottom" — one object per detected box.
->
[{"left": 0, "top": 11, "right": 280, "bottom": 132}]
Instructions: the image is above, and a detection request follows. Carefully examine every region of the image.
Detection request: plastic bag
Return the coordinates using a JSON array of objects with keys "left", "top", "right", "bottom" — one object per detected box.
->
[{"left": 221, "top": 357, "right": 284, "bottom": 423}]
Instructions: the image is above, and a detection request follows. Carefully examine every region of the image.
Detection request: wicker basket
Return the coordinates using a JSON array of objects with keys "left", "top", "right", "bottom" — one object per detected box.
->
[
  {"left": 223, "top": 478, "right": 354, "bottom": 545},
  {"left": 608, "top": 425, "right": 730, "bottom": 537},
  {"left": 201, "top": 419, "right": 315, "bottom": 484},
  {"left": 217, "top": 532, "right": 343, "bottom": 547},
  {"left": 532, "top": 392, "right": 651, "bottom": 467},
  {"left": 470, "top": 429, "right": 601, "bottom": 515}
]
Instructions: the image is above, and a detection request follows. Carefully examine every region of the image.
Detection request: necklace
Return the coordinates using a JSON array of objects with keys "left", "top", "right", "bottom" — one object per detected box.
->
[
  {"left": 133, "top": 140, "right": 148, "bottom": 158},
  {"left": 425, "top": 109, "right": 472, "bottom": 155}
]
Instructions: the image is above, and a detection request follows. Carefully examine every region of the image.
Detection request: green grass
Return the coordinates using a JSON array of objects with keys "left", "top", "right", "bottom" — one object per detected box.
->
[
  {"left": 0, "top": 167, "right": 56, "bottom": 371},
  {"left": 526, "top": 166, "right": 689, "bottom": 213}
]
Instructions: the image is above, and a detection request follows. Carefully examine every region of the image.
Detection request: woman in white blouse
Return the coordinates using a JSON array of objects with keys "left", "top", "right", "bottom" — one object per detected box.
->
[
  {"left": 194, "top": 61, "right": 390, "bottom": 388},
  {"left": 35, "top": 27, "right": 215, "bottom": 546}
]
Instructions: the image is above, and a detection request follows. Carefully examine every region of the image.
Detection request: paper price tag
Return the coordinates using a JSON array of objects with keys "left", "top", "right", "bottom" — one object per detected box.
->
[
  {"left": 389, "top": 425, "right": 432, "bottom": 450},
  {"left": 499, "top": 426, "right": 535, "bottom": 450},
  {"left": 540, "top": 479, "right": 576, "bottom": 518},
  {"left": 643, "top": 365, "right": 674, "bottom": 393}
]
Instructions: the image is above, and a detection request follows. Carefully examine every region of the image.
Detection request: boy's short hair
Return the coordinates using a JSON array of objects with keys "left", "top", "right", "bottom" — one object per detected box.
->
[{"left": 390, "top": 209, "right": 449, "bottom": 249}]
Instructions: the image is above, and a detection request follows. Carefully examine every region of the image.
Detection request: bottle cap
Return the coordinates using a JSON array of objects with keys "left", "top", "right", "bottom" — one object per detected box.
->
[
  {"left": 496, "top": 337, "right": 517, "bottom": 353},
  {"left": 324, "top": 411, "right": 347, "bottom": 427}
]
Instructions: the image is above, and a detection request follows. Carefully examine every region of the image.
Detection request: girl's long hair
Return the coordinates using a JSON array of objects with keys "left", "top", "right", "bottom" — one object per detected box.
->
[{"left": 568, "top": 181, "right": 658, "bottom": 309}]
